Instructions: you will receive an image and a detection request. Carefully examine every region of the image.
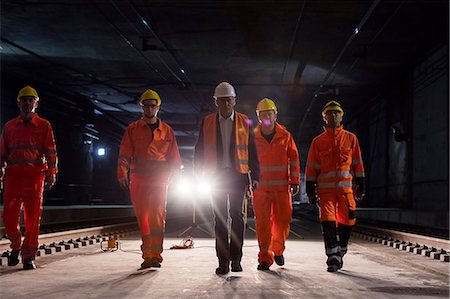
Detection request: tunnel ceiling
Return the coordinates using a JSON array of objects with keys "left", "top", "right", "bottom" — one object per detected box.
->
[{"left": 1, "top": 0, "right": 448, "bottom": 162}]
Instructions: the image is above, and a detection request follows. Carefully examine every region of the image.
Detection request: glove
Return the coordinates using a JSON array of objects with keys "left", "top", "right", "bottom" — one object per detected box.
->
[
  {"left": 251, "top": 180, "right": 259, "bottom": 192},
  {"left": 44, "top": 174, "right": 56, "bottom": 191},
  {"left": 290, "top": 184, "right": 299, "bottom": 196},
  {"left": 355, "top": 177, "right": 366, "bottom": 202},
  {"left": 308, "top": 195, "right": 318, "bottom": 205}
]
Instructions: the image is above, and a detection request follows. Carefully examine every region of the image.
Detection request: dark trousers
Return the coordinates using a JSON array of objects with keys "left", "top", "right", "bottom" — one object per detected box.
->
[{"left": 211, "top": 169, "right": 248, "bottom": 265}]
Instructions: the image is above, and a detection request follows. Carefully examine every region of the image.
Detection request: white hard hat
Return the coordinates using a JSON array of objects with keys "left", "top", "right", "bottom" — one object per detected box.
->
[{"left": 213, "top": 82, "right": 236, "bottom": 98}]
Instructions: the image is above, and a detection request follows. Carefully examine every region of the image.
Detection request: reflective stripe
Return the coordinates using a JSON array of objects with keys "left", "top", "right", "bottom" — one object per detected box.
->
[
  {"left": 236, "top": 144, "right": 247, "bottom": 150},
  {"left": 150, "top": 229, "right": 164, "bottom": 237},
  {"left": 305, "top": 175, "right": 316, "bottom": 181},
  {"left": 354, "top": 172, "right": 365, "bottom": 178},
  {"left": 261, "top": 179, "right": 289, "bottom": 186},
  {"left": 238, "top": 159, "right": 248, "bottom": 165},
  {"left": 8, "top": 157, "right": 44, "bottom": 165},
  {"left": 318, "top": 170, "right": 351, "bottom": 179},
  {"left": 45, "top": 149, "right": 57, "bottom": 155},
  {"left": 352, "top": 158, "right": 361, "bottom": 165},
  {"left": 9, "top": 144, "right": 42, "bottom": 152},
  {"left": 133, "top": 158, "right": 168, "bottom": 164},
  {"left": 290, "top": 171, "right": 299, "bottom": 177},
  {"left": 289, "top": 161, "right": 300, "bottom": 167},
  {"left": 318, "top": 181, "right": 353, "bottom": 189},
  {"left": 260, "top": 165, "right": 288, "bottom": 172},
  {"left": 306, "top": 161, "right": 320, "bottom": 170},
  {"left": 326, "top": 245, "right": 341, "bottom": 255}
]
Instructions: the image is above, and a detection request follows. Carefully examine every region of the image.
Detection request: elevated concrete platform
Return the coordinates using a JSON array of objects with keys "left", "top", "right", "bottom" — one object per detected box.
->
[{"left": 0, "top": 219, "right": 448, "bottom": 298}]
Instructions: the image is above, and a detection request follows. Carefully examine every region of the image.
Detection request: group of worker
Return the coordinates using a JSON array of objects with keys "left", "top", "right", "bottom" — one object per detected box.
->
[{"left": 1, "top": 83, "right": 365, "bottom": 274}]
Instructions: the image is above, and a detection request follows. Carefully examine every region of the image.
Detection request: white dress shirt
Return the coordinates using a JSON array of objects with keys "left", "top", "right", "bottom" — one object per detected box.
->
[{"left": 218, "top": 110, "right": 234, "bottom": 168}]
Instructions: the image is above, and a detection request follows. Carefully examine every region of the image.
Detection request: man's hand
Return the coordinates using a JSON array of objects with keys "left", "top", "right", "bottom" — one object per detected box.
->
[
  {"left": 290, "top": 184, "right": 300, "bottom": 196},
  {"left": 251, "top": 180, "right": 259, "bottom": 192},
  {"left": 118, "top": 177, "right": 129, "bottom": 191},
  {"left": 308, "top": 195, "right": 318, "bottom": 205},
  {"left": 355, "top": 192, "right": 365, "bottom": 202},
  {"left": 44, "top": 174, "right": 56, "bottom": 191}
]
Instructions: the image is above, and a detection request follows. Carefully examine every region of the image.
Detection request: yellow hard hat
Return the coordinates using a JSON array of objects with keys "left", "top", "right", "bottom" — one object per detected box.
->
[
  {"left": 17, "top": 86, "right": 39, "bottom": 102},
  {"left": 256, "top": 98, "right": 277, "bottom": 113},
  {"left": 140, "top": 89, "right": 161, "bottom": 106},
  {"left": 322, "top": 100, "right": 344, "bottom": 116}
]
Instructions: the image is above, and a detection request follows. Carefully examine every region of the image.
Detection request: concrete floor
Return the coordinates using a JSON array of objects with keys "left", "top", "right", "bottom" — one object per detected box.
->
[{"left": 0, "top": 218, "right": 448, "bottom": 299}]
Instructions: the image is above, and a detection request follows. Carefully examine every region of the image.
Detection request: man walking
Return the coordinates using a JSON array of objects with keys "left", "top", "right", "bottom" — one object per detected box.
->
[
  {"left": 1, "top": 85, "right": 58, "bottom": 270},
  {"left": 252, "top": 98, "right": 300, "bottom": 271},
  {"left": 118, "top": 88, "right": 181, "bottom": 269},
  {"left": 305, "top": 100, "right": 365, "bottom": 272},
  {"left": 194, "top": 82, "right": 260, "bottom": 275}
]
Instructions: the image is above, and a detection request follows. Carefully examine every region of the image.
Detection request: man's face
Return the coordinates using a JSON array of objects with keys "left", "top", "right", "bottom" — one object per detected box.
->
[
  {"left": 141, "top": 99, "right": 159, "bottom": 118},
  {"left": 18, "top": 96, "right": 38, "bottom": 114},
  {"left": 324, "top": 110, "right": 342, "bottom": 127},
  {"left": 215, "top": 96, "right": 236, "bottom": 117},
  {"left": 258, "top": 110, "right": 277, "bottom": 127}
]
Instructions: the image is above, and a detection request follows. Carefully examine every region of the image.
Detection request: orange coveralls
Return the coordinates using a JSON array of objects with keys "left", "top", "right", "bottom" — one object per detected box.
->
[
  {"left": 0, "top": 114, "right": 58, "bottom": 259},
  {"left": 118, "top": 119, "right": 180, "bottom": 262},
  {"left": 253, "top": 123, "right": 300, "bottom": 265},
  {"left": 305, "top": 125, "right": 364, "bottom": 262}
]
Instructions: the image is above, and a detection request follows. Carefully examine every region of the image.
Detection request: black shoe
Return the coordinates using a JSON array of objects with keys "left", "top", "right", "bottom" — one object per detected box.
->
[
  {"left": 231, "top": 261, "right": 242, "bottom": 272},
  {"left": 215, "top": 263, "right": 229, "bottom": 275},
  {"left": 7, "top": 250, "right": 20, "bottom": 266},
  {"left": 23, "top": 259, "right": 36, "bottom": 270},
  {"left": 338, "top": 259, "right": 343, "bottom": 269},
  {"left": 274, "top": 255, "right": 284, "bottom": 266},
  {"left": 257, "top": 262, "right": 270, "bottom": 271},
  {"left": 140, "top": 257, "right": 161, "bottom": 269},
  {"left": 326, "top": 257, "right": 341, "bottom": 272}
]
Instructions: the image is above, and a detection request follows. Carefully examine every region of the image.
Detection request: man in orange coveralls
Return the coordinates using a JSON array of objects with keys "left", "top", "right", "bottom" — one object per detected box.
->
[
  {"left": 0, "top": 85, "right": 58, "bottom": 270},
  {"left": 305, "top": 100, "right": 365, "bottom": 272},
  {"left": 117, "top": 88, "right": 181, "bottom": 269},
  {"left": 252, "top": 98, "right": 300, "bottom": 271}
]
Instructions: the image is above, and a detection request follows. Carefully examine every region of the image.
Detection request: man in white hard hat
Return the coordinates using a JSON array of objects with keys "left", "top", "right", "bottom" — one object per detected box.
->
[
  {"left": 0, "top": 85, "right": 58, "bottom": 270},
  {"left": 194, "top": 82, "right": 260, "bottom": 275}
]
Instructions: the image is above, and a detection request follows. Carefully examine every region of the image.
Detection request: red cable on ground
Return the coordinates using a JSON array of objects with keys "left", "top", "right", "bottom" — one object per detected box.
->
[{"left": 170, "top": 237, "right": 194, "bottom": 249}]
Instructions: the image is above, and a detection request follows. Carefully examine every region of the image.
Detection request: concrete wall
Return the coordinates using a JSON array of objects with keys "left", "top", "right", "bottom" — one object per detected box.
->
[{"left": 412, "top": 46, "right": 449, "bottom": 211}]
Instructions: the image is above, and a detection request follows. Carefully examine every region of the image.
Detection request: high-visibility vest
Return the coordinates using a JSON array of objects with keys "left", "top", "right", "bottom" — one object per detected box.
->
[
  {"left": 117, "top": 119, "right": 181, "bottom": 183},
  {"left": 0, "top": 114, "right": 58, "bottom": 178},
  {"left": 254, "top": 123, "right": 300, "bottom": 191},
  {"left": 305, "top": 126, "right": 365, "bottom": 195},
  {"left": 202, "top": 112, "right": 249, "bottom": 174}
]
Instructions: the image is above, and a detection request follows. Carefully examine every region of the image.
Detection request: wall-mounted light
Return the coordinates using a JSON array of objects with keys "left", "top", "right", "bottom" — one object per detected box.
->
[
  {"left": 391, "top": 122, "right": 407, "bottom": 142},
  {"left": 97, "top": 147, "right": 106, "bottom": 156}
]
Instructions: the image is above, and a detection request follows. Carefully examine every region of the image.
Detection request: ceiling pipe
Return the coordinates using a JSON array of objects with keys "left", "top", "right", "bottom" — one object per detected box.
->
[
  {"left": 126, "top": 0, "right": 209, "bottom": 107},
  {"left": 281, "top": 0, "right": 307, "bottom": 82},
  {"left": 297, "top": 0, "right": 381, "bottom": 137},
  {"left": 89, "top": 0, "right": 168, "bottom": 82}
]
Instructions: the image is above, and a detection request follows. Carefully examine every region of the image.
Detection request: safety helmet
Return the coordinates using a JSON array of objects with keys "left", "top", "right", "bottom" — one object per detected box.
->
[
  {"left": 256, "top": 98, "right": 277, "bottom": 114},
  {"left": 322, "top": 100, "right": 344, "bottom": 116},
  {"left": 213, "top": 82, "right": 236, "bottom": 98},
  {"left": 17, "top": 86, "right": 39, "bottom": 102},
  {"left": 140, "top": 89, "right": 161, "bottom": 106}
]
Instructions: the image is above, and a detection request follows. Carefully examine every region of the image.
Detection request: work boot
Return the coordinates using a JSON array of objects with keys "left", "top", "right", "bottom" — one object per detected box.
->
[
  {"left": 257, "top": 262, "right": 270, "bottom": 271},
  {"left": 231, "top": 261, "right": 242, "bottom": 272},
  {"left": 140, "top": 257, "right": 161, "bottom": 269},
  {"left": 215, "top": 263, "right": 229, "bottom": 275},
  {"left": 326, "top": 257, "right": 341, "bottom": 273},
  {"left": 7, "top": 250, "right": 20, "bottom": 266},
  {"left": 274, "top": 255, "right": 285, "bottom": 266},
  {"left": 23, "top": 257, "right": 36, "bottom": 270}
]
